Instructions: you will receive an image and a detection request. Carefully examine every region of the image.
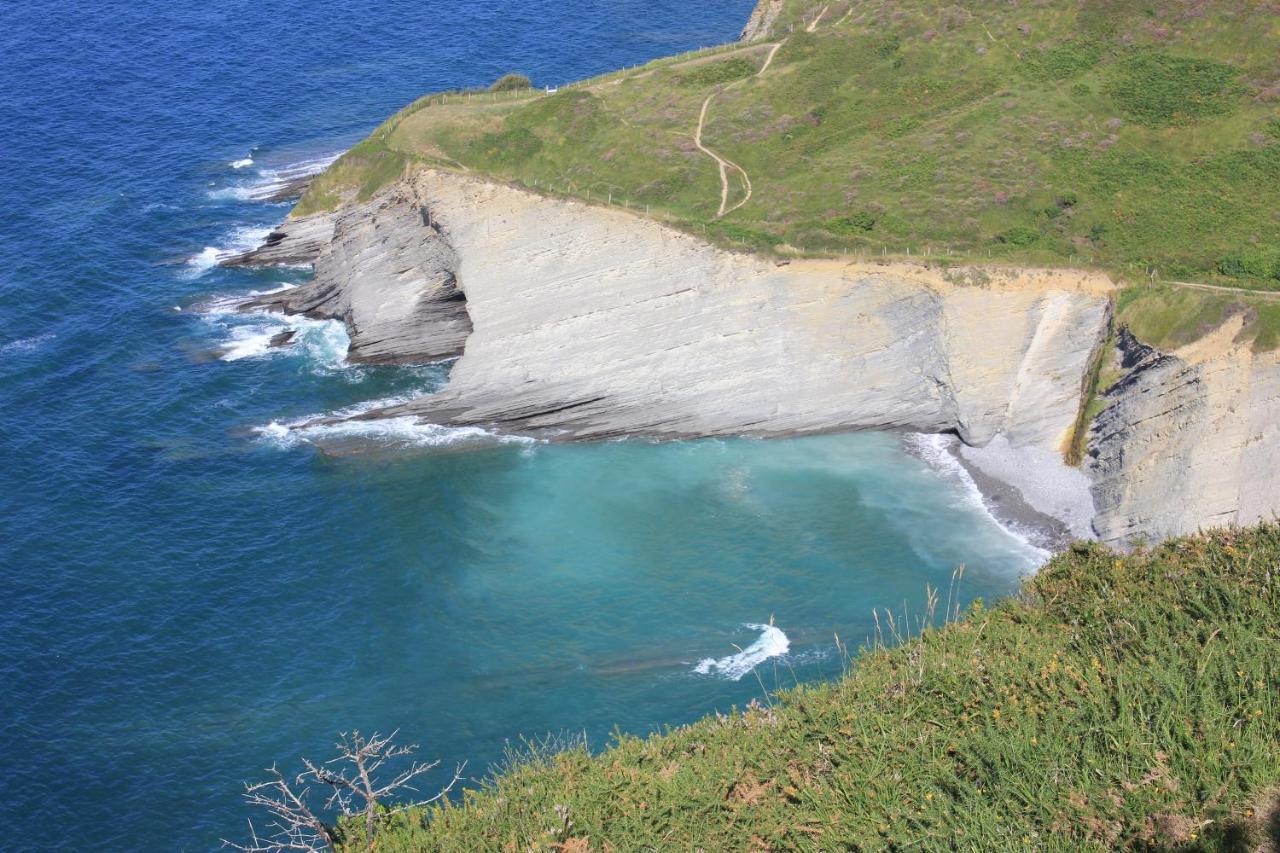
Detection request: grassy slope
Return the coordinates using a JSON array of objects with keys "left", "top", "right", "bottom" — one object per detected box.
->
[
  {"left": 354, "top": 524, "right": 1280, "bottom": 851},
  {"left": 298, "top": 0, "right": 1280, "bottom": 303}
]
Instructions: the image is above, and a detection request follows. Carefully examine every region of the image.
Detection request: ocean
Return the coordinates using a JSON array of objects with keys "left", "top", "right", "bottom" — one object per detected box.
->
[{"left": 0, "top": 2, "right": 1043, "bottom": 847}]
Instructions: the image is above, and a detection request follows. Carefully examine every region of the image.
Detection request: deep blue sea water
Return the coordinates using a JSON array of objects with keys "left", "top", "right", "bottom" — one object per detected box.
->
[{"left": 0, "top": 2, "right": 1044, "bottom": 848}]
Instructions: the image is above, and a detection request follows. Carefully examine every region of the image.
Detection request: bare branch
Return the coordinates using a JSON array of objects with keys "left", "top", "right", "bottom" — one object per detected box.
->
[
  {"left": 230, "top": 731, "right": 461, "bottom": 853},
  {"left": 222, "top": 765, "right": 335, "bottom": 852}
]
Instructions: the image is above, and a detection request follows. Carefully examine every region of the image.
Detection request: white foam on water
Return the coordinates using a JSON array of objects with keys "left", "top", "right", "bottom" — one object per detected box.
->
[
  {"left": 197, "top": 298, "right": 351, "bottom": 371},
  {"left": 902, "top": 432, "right": 1050, "bottom": 563},
  {"left": 229, "top": 158, "right": 254, "bottom": 169},
  {"left": 185, "top": 225, "right": 275, "bottom": 274},
  {"left": 693, "top": 623, "right": 790, "bottom": 681},
  {"left": 256, "top": 416, "right": 537, "bottom": 452},
  {"left": 0, "top": 333, "right": 55, "bottom": 358},
  {"left": 208, "top": 151, "right": 342, "bottom": 202}
]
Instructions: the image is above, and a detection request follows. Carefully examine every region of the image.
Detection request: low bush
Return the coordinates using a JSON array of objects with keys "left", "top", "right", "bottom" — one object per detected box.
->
[
  {"left": 1217, "top": 246, "right": 1280, "bottom": 281},
  {"left": 489, "top": 72, "right": 532, "bottom": 92},
  {"left": 676, "top": 57, "right": 756, "bottom": 87},
  {"left": 998, "top": 225, "right": 1041, "bottom": 246},
  {"left": 826, "top": 211, "right": 876, "bottom": 234},
  {"left": 1022, "top": 39, "right": 1105, "bottom": 81},
  {"left": 1105, "top": 51, "right": 1244, "bottom": 127}
]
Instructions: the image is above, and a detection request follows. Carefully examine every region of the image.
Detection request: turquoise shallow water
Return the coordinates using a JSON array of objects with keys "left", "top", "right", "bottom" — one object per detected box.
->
[{"left": 0, "top": 1, "right": 1040, "bottom": 848}]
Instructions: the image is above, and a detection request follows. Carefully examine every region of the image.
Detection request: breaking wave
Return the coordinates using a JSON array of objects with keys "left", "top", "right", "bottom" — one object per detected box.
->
[
  {"left": 256, "top": 415, "right": 537, "bottom": 452},
  {"left": 194, "top": 297, "right": 351, "bottom": 371},
  {"left": 208, "top": 152, "right": 341, "bottom": 202},
  {"left": 185, "top": 225, "right": 275, "bottom": 273},
  {"left": 901, "top": 432, "right": 1050, "bottom": 562},
  {"left": 0, "top": 333, "right": 55, "bottom": 359},
  {"left": 693, "top": 623, "right": 790, "bottom": 681}
]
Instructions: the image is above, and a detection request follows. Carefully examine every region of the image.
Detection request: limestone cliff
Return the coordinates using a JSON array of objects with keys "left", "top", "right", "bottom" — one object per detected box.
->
[
  {"left": 377, "top": 172, "right": 1111, "bottom": 452},
  {"left": 1088, "top": 320, "right": 1280, "bottom": 545},
  {"left": 235, "top": 188, "right": 470, "bottom": 364},
  {"left": 226, "top": 166, "right": 1280, "bottom": 546},
  {"left": 235, "top": 167, "right": 1110, "bottom": 467}
]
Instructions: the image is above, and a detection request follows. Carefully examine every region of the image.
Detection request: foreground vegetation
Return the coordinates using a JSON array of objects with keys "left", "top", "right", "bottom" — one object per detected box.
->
[{"left": 333, "top": 524, "right": 1280, "bottom": 851}]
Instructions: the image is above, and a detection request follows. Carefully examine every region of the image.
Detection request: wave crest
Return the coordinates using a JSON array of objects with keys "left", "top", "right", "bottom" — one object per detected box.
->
[{"left": 693, "top": 623, "right": 790, "bottom": 681}]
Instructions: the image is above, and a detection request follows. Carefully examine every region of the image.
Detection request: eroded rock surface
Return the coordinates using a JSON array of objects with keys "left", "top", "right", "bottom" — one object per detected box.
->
[
  {"left": 238, "top": 187, "right": 470, "bottom": 364},
  {"left": 227, "top": 167, "right": 1280, "bottom": 546},
  {"left": 1088, "top": 322, "right": 1280, "bottom": 545},
  {"left": 364, "top": 171, "right": 1112, "bottom": 456}
]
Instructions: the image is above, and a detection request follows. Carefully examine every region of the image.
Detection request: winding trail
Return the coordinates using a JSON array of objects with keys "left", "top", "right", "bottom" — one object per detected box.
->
[
  {"left": 693, "top": 40, "right": 784, "bottom": 217},
  {"left": 1164, "top": 280, "right": 1280, "bottom": 302},
  {"left": 691, "top": 5, "right": 830, "bottom": 217},
  {"left": 694, "top": 93, "right": 753, "bottom": 217},
  {"left": 757, "top": 42, "right": 783, "bottom": 76}
]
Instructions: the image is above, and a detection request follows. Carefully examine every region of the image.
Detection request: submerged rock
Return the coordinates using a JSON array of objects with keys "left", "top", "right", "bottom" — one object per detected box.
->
[{"left": 268, "top": 329, "right": 296, "bottom": 348}]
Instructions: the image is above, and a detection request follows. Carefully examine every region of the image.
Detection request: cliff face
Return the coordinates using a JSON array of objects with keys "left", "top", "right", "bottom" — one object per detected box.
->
[
  {"left": 229, "top": 166, "right": 1280, "bottom": 546},
  {"left": 246, "top": 169, "right": 1109, "bottom": 457},
  {"left": 740, "top": 0, "right": 783, "bottom": 40},
  {"left": 379, "top": 172, "right": 1111, "bottom": 451},
  {"left": 1088, "top": 320, "right": 1280, "bottom": 545}
]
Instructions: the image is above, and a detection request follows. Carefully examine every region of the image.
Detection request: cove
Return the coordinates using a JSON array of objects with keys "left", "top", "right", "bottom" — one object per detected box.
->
[{"left": 1, "top": 0, "right": 1039, "bottom": 847}]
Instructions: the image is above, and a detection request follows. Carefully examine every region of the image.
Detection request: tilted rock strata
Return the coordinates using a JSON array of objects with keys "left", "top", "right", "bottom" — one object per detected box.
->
[
  {"left": 229, "top": 166, "right": 1280, "bottom": 545},
  {"left": 350, "top": 171, "right": 1112, "bottom": 455},
  {"left": 1088, "top": 322, "right": 1280, "bottom": 545},
  {"left": 239, "top": 188, "right": 470, "bottom": 364},
  {"left": 221, "top": 210, "right": 336, "bottom": 267}
]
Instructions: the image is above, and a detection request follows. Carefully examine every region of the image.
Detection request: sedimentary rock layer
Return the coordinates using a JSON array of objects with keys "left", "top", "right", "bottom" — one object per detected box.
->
[
  {"left": 277, "top": 171, "right": 1112, "bottom": 463},
  {"left": 238, "top": 187, "right": 470, "bottom": 364},
  {"left": 227, "top": 166, "right": 1280, "bottom": 546},
  {"left": 222, "top": 210, "right": 336, "bottom": 267},
  {"left": 1088, "top": 321, "right": 1280, "bottom": 545}
]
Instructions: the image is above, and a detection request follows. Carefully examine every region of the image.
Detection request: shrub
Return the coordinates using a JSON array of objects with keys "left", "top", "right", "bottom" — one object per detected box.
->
[
  {"left": 1217, "top": 247, "right": 1280, "bottom": 281},
  {"left": 467, "top": 126, "right": 543, "bottom": 167},
  {"left": 490, "top": 73, "right": 532, "bottom": 92},
  {"left": 876, "top": 33, "right": 901, "bottom": 58},
  {"left": 998, "top": 225, "right": 1041, "bottom": 246},
  {"left": 1105, "top": 52, "right": 1244, "bottom": 127},
  {"left": 1022, "top": 39, "right": 1105, "bottom": 81},
  {"left": 826, "top": 211, "right": 877, "bottom": 234}
]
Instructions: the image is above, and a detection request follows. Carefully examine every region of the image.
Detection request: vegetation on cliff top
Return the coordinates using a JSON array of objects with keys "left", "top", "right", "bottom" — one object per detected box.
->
[
  {"left": 297, "top": 0, "right": 1280, "bottom": 303},
  {"left": 314, "top": 523, "right": 1280, "bottom": 851}
]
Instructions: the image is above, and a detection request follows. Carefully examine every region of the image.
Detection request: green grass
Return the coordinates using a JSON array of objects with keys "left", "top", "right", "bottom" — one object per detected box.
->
[
  {"left": 1065, "top": 315, "right": 1114, "bottom": 466},
  {"left": 293, "top": 0, "right": 1280, "bottom": 301},
  {"left": 348, "top": 523, "right": 1280, "bottom": 851},
  {"left": 1115, "top": 284, "right": 1280, "bottom": 353}
]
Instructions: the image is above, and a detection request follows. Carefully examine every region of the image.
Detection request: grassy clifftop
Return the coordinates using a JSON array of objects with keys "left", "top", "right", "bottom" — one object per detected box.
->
[
  {"left": 298, "top": 0, "right": 1279, "bottom": 295},
  {"left": 354, "top": 523, "right": 1280, "bottom": 850}
]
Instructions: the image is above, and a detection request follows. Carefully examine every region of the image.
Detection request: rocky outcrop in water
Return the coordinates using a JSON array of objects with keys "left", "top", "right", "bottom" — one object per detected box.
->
[
  {"left": 221, "top": 210, "right": 336, "bottom": 267},
  {"left": 236, "top": 187, "right": 470, "bottom": 364},
  {"left": 1088, "top": 320, "right": 1280, "bottom": 545}
]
